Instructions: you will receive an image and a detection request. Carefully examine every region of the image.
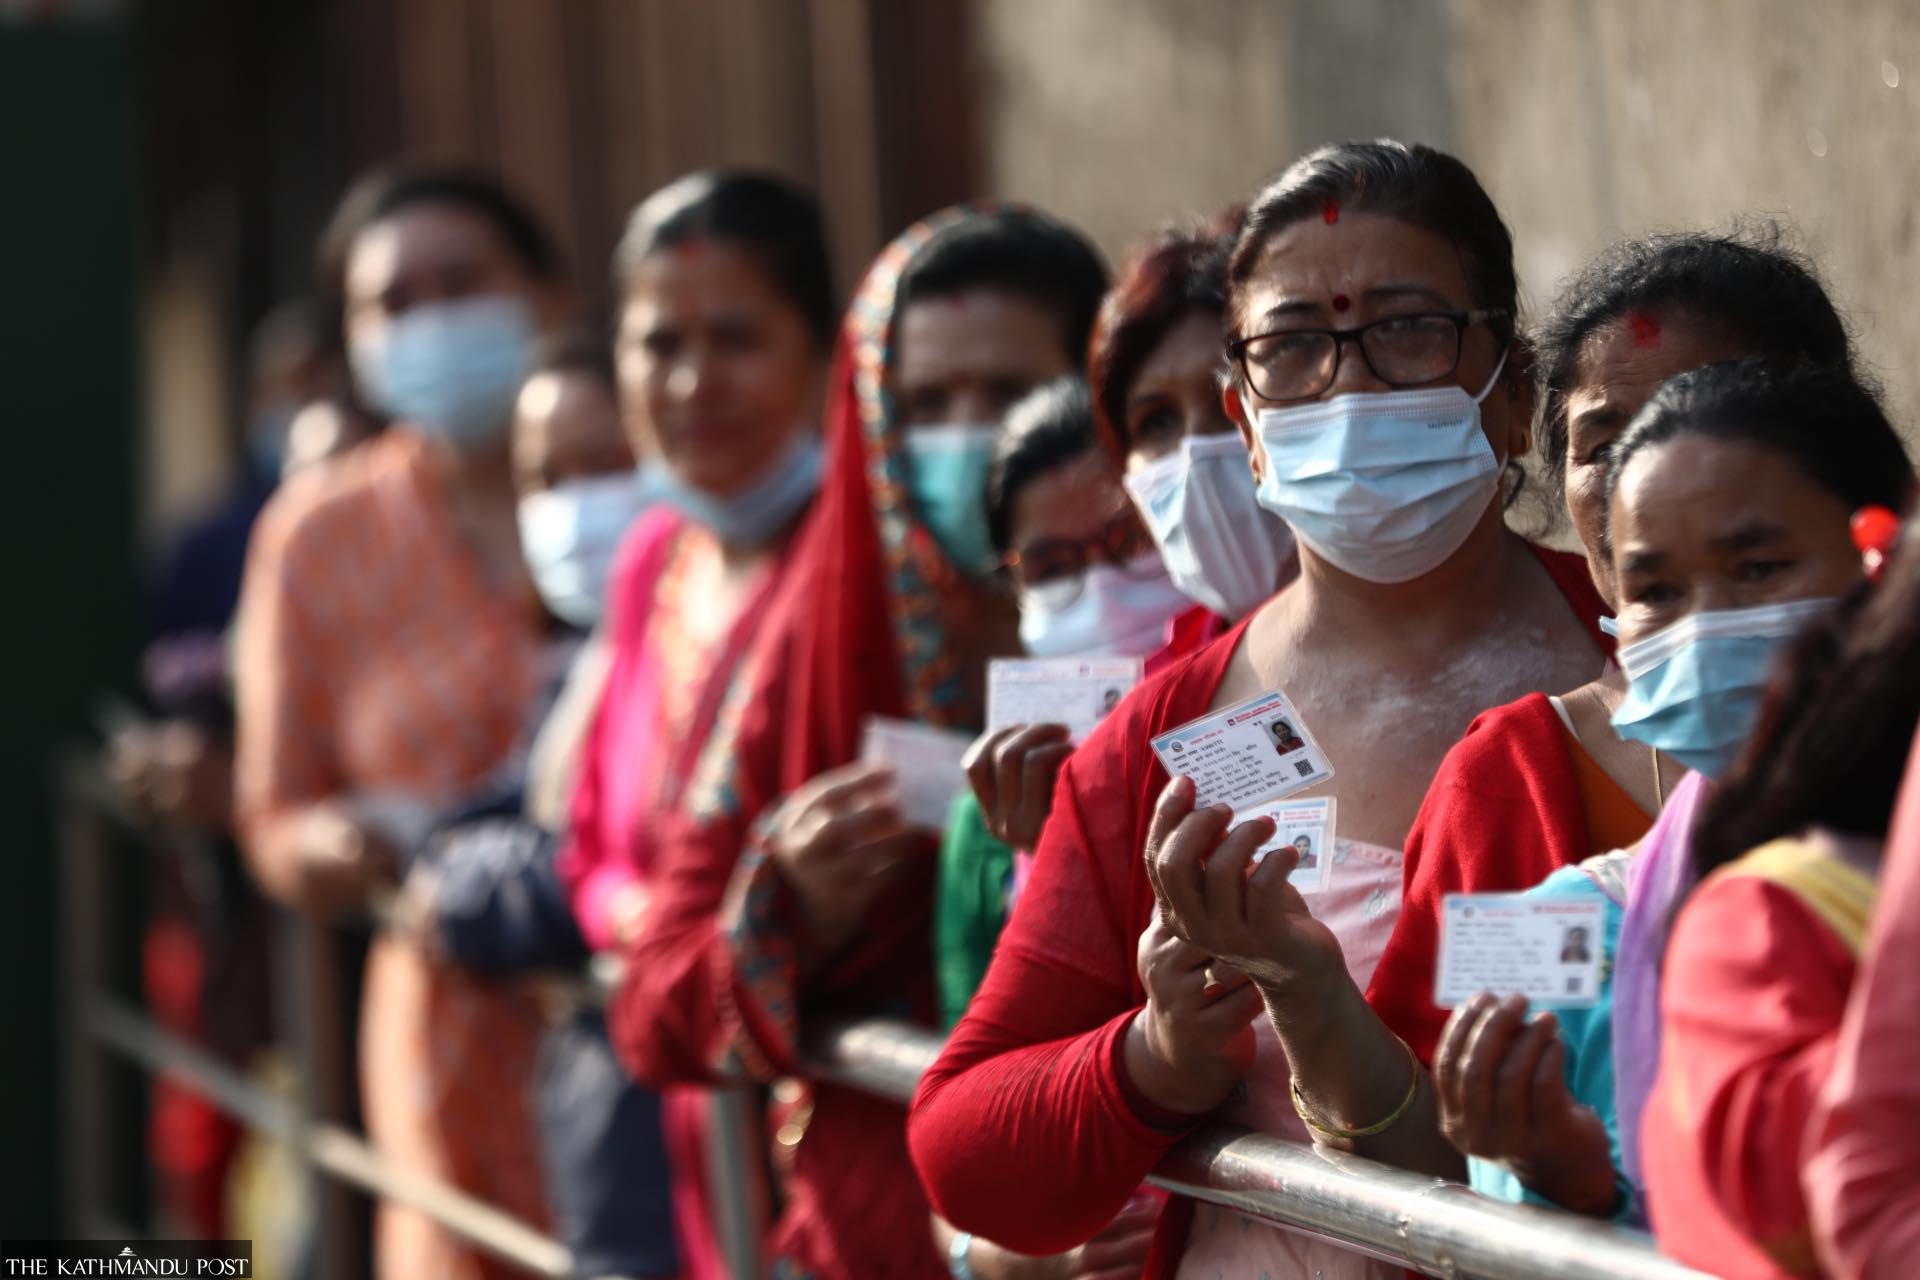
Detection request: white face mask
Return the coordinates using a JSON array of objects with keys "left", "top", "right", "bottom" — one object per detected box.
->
[
  {"left": 516, "top": 472, "right": 654, "bottom": 628},
  {"left": 1124, "top": 433, "right": 1297, "bottom": 619},
  {"left": 1252, "top": 353, "right": 1508, "bottom": 584},
  {"left": 1017, "top": 553, "right": 1194, "bottom": 659}
]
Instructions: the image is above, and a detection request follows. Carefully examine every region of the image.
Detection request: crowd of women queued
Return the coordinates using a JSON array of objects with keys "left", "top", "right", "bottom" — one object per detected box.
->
[{"left": 134, "top": 137, "right": 1920, "bottom": 1280}]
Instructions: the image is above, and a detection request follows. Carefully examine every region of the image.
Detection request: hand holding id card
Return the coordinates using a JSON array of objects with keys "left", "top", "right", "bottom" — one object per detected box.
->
[
  {"left": 1434, "top": 893, "right": 1607, "bottom": 1010},
  {"left": 859, "top": 716, "right": 972, "bottom": 831},
  {"left": 1149, "top": 689, "right": 1336, "bottom": 892}
]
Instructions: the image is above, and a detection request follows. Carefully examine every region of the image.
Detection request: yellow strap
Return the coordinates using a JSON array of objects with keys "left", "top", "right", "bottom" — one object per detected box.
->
[{"left": 1715, "top": 838, "right": 1878, "bottom": 955}]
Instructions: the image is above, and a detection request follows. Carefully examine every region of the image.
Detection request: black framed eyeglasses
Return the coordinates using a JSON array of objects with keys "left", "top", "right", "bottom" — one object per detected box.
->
[
  {"left": 1004, "top": 505, "right": 1160, "bottom": 601},
  {"left": 1229, "top": 308, "right": 1510, "bottom": 403}
]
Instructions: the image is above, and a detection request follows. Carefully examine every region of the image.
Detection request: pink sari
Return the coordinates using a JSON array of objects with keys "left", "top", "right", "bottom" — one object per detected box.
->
[{"left": 560, "top": 506, "right": 797, "bottom": 1279}]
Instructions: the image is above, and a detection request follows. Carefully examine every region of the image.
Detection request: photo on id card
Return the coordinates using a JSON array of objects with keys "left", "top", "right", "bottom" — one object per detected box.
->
[
  {"left": 1147, "top": 688, "right": 1335, "bottom": 812},
  {"left": 1233, "top": 795, "right": 1335, "bottom": 894},
  {"left": 1433, "top": 893, "right": 1608, "bottom": 1010}
]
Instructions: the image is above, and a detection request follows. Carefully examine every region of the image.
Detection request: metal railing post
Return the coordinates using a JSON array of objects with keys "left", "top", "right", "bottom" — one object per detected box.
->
[{"left": 705, "top": 1088, "right": 765, "bottom": 1279}]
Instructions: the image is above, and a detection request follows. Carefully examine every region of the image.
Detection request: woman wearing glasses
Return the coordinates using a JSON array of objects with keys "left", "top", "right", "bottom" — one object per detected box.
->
[{"left": 909, "top": 141, "right": 1610, "bottom": 1276}]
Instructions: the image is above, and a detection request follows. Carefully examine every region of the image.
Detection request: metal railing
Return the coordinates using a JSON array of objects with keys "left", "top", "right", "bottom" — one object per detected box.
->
[{"left": 58, "top": 756, "right": 1714, "bottom": 1280}]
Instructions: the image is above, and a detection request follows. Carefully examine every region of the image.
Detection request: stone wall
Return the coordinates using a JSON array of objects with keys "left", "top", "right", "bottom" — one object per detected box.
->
[{"left": 975, "top": 0, "right": 1920, "bottom": 430}]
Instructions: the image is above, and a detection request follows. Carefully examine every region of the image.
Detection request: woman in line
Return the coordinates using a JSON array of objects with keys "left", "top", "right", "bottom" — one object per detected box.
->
[
  {"left": 964, "top": 217, "right": 1298, "bottom": 854},
  {"left": 1807, "top": 718, "right": 1920, "bottom": 1279},
  {"left": 398, "top": 330, "right": 675, "bottom": 1280},
  {"left": 554, "top": 169, "right": 838, "bottom": 1280},
  {"left": 1375, "top": 230, "right": 1866, "bottom": 1072},
  {"left": 234, "top": 166, "right": 567, "bottom": 1278},
  {"left": 910, "top": 140, "right": 1611, "bottom": 1276},
  {"left": 607, "top": 206, "right": 1109, "bottom": 1279},
  {"left": 1431, "top": 358, "right": 1910, "bottom": 1222},
  {"left": 1638, "top": 371, "right": 1916, "bottom": 1276},
  {"left": 934, "top": 378, "right": 1185, "bottom": 1278}
]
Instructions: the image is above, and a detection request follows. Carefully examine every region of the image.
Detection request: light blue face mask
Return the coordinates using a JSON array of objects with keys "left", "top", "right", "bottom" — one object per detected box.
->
[
  {"left": 1610, "top": 597, "right": 1837, "bottom": 779},
  {"left": 1252, "top": 353, "right": 1507, "bottom": 583},
  {"left": 350, "top": 296, "right": 536, "bottom": 448},
  {"left": 900, "top": 423, "right": 1001, "bottom": 577},
  {"left": 655, "top": 431, "right": 822, "bottom": 546},
  {"left": 517, "top": 472, "right": 655, "bottom": 628}
]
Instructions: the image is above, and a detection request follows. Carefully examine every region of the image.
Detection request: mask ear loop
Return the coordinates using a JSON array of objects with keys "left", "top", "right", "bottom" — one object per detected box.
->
[{"left": 1469, "top": 347, "right": 1511, "bottom": 405}]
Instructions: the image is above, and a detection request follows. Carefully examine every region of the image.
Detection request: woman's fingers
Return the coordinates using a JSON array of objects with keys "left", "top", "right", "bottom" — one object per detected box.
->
[
  {"left": 991, "top": 724, "right": 1070, "bottom": 818},
  {"left": 1203, "top": 814, "right": 1274, "bottom": 933},
  {"left": 1150, "top": 802, "right": 1232, "bottom": 942},
  {"left": 961, "top": 726, "right": 1019, "bottom": 817},
  {"left": 1456, "top": 995, "right": 1530, "bottom": 1143},
  {"left": 1530, "top": 1034, "right": 1574, "bottom": 1123},
  {"left": 795, "top": 760, "right": 897, "bottom": 817},
  {"left": 1489, "top": 1012, "right": 1559, "bottom": 1152},
  {"left": 804, "top": 796, "right": 908, "bottom": 863},
  {"left": 1433, "top": 995, "right": 1487, "bottom": 1134},
  {"left": 1008, "top": 738, "right": 1075, "bottom": 847},
  {"left": 1142, "top": 776, "right": 1196, "bottom": 913}
]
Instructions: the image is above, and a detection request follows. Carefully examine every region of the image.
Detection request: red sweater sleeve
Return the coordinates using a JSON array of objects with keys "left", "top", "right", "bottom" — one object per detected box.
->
[
  {"left": 1369, "top": 694, "right": 1590, "bottom": 1062},
  {"left": 910, "top": 699, "right": 1183, "bottom": 1256},
  {"left": 1646, "top": 874, "right": 1857, "bottom": 1275},
  {"left": 1808, "top": 743, "right": 1920, "bottom": 1279}
]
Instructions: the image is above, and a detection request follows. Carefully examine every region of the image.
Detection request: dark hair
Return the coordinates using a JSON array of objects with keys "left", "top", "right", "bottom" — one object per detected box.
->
[
  {"left": 1225, "top": 141, "right": 1518, "bottom": 342},
  {"left": 986, "top": 377, "right": 1100, "bottom": 555},
  {"left": 898, "top": 209, "right": 1110, "bottom": 367},
  {"left": 529, "top": 329, "right": 616, "bottom": 393},
  {"left": 1086, "top": 210, "right": 1240, "bottom": 464},
  {"left": 317, "top": 164, "right": 562, "bottom": 323},
  {"left": 1690, "top": 514, "right": 1920, "bottom": 882},
  {"left": 614, "top": 169, "right": 836, "bottom": 345},
  {"left": 1603, "top": 358, "right": 1911, "bottom": 551},
  {"left": 1536, "top": 226, "right": 1858, "bottom": 493}
]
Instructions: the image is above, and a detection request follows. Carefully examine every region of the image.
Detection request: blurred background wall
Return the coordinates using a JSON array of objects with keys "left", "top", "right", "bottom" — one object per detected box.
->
[{"left": 7, "top": 0, "right": 1919, "bottom": 1237}]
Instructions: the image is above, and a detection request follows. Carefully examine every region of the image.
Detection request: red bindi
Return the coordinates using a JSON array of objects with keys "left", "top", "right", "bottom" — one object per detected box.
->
[
  {"left": 1321, "top": 200, "right": 1340, "bottom": 225},
  {"left": 675, "top": 237, "right": 707, "bottom": 263},
  {"left": 1628, "top": 311, "right": 1663, "bottom": 349},
  {"left": 1331, "top": 293, "right": 1351, "bottom": 313}
]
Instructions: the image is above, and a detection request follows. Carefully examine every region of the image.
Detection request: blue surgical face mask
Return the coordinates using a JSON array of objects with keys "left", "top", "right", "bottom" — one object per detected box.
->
[
  {"left": 350, "top": 296, "right": 536, "bottom": 448},
  {"left": 1610, "top": 597, "right": 1837, "bottom": 779},
  {"left": 1252, "top": 353, "right": 1507, "bottom": 584},
  {"left": 655, "top": 430, "right": 822, "bottom": 546},
  {"left": 1124, "top": 432, "right": 1296, "bottom": 619},
  {"left": 517, "top": 472, "right": 655, "bottom": 628},
  {"left": 1018, "top": 553, "right": 1194, "bottom": 658},
  {"left": 901, "top": 423, "right": 1000, "bottom": 577}
]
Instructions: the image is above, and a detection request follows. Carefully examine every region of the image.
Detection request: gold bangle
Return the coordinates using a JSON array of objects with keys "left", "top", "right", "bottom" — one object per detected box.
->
[{"left": 1289, "top": 1034, "right": 1421, "bottom": 1141}]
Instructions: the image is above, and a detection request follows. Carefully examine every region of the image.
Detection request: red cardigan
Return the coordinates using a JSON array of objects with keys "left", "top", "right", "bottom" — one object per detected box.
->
[
  {"left": 909, "top": 547, "right": 1610, "bottom": 1270},
  {"left": 1369, "top": 692, "right": 1595, "bottom": 1064}
]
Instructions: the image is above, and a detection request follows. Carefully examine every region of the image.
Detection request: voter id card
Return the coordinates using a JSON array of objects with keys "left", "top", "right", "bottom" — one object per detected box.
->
[
  {"left": 1234, "top": 795, "right": 1335, "bottom": 894},
  {"left": 1148, "top": 688, "right": 1334, "bottom": 811},
  {"left": 859, "top": 716, "right": 972, "bottom": 831},
  {"left": 985, "top": 657, "right": 1143, "bottom": 742},
  {"left": 1434, "top": 893, "right": 1607, "bottom": 1009}
]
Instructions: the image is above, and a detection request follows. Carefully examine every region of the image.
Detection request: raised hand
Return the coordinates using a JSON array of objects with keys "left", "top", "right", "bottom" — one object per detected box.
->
[
  {"left": 963, "top": 723, "right": 1075, "bottom": 849},
  {"left": 1142, "top": 774, "right": 1345, "bottom": 998},
  {"left": 1434, "top": 993, "right": 1620, "bottom": 1216},
  {"left": 766, "top": 761, "right": 924, "bottom": 962}
]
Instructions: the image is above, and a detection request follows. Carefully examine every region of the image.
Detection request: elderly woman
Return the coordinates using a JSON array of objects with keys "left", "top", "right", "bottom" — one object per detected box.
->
[{"left": 910, "top": 140, "right": 1610, "bottom": 1277}]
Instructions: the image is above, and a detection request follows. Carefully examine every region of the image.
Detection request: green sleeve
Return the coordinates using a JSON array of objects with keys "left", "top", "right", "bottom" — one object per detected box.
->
[{"left": 934, "top": 790, "right": 1017, "bottom": 1030}]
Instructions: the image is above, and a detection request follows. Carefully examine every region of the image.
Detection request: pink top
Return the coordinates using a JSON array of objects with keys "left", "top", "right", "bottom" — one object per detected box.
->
[
  {"left": 1806, "top": 732, "right": 1920, "bottom": 1280},
  {"left": 558, "top": 507, "right": 782, "bottom": 951},
  {"left": 1173, "top": 837, "right": 1406, "bottom": 1280}
]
